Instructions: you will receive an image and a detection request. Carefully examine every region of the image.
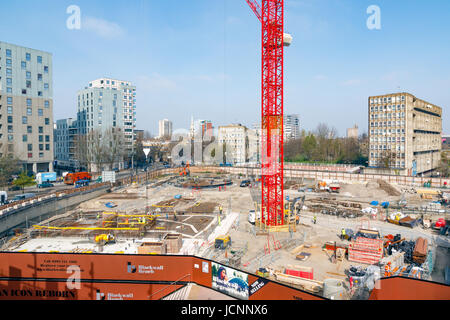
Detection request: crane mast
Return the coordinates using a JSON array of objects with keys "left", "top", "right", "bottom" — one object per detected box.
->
[{"left": 245, "top": 0, "right": 285, "bottom": 226}]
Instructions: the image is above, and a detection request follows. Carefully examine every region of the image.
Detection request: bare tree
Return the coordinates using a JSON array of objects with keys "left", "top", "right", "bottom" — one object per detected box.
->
[{"left": 104, "top": 128, "right": 126, "bottom": 170}]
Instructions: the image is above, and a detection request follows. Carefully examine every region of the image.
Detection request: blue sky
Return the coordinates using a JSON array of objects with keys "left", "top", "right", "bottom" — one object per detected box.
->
[{"left": 1, "top": 0, "right": 449, "bottom": 136}]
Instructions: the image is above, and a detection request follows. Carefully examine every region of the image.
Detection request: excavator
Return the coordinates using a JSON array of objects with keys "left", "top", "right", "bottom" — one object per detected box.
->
[
  {"left": 95, "top": 234, "right": 116, "bottom": 246},
  {"left": 179, "top": 162, "right": 190, "bottom": 177}
]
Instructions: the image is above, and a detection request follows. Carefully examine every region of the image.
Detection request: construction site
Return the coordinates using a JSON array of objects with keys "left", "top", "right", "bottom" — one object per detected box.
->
[
  {"left": 0, "top": 0, "right": 449, "bottom": 302},
  {"left": 1, "top": 166, "right": 449, "bottom": 300}
]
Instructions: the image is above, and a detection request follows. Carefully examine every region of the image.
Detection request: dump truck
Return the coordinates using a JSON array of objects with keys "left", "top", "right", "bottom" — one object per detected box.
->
[
  {"left": 64, "top": 172, "right": 92, "bottom": 185},
  {"left": 214, "top": 235, "right": 231, "bottom": 250}
]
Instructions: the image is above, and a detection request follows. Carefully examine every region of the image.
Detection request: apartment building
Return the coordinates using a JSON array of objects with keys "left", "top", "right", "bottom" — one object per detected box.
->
[
  {"left": 347, "top": 125, "right": 359, "bottom": 139},
  {"left": 158, "top": 119, "right": 173, "bottom": 139},
  {"left": 218, "top": 124, "right": 248, "bottom": 165},
  {"left": 284, "top": 114, "right": 300, "bottom": 141},
  {"left": 76, "top": 78, "right": 137, "bottom": 170},
  {"left": 77, "top": 78, "right": 136, "bottom": 146},
  {"left": 367, "top": 93, "right": 442, "bottom": 176},
  {"left": 0, "top": 41, "right": 54, "bottom": 174},
  {"left": 54, "top": 118, "right": 78, "bottom": 171}
]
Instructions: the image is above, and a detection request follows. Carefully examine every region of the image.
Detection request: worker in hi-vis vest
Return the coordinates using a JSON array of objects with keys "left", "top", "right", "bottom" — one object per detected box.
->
[{"left": 341, "top": 228, "right": 346, "bottom": 240}]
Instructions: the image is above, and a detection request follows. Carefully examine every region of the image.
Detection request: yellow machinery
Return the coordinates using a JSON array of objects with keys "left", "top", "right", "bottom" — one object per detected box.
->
[
  {"left": 95, "top": 234, "right": 115, "bottom": 245},
  {"left": 214, "top": 235, "right": 231, "bottom": 250}
]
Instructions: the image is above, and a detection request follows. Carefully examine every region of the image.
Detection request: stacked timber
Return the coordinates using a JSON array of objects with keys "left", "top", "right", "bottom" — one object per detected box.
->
[
  {"left": 274, "top": 272, "right": 323, "bottom": 293},
  {"left": 413, "top": 237, "right": 428, "bottom": 265},
  {"left": 348, "top": 237, "right": 383, "bottom": 265}
]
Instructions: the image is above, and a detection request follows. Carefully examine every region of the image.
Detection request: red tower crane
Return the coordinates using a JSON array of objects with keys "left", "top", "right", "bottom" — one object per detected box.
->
[{"left": 245, "top": 0, "right": 288, "bottom": 226}]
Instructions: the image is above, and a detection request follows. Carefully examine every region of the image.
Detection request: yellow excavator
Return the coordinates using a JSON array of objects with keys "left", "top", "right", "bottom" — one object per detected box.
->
[{"left": 95, "top": 234, "right": 116, "bottom": 245}]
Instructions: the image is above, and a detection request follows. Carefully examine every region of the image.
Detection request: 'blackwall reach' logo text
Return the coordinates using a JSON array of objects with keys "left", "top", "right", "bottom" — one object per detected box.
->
[{"left": 127, "top": 262, "right": 137, "bottom": 273}]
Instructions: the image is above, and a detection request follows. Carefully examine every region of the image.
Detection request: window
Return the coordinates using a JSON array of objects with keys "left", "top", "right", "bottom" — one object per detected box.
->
[
  {"left": 26, "top": 80, "right": 31, "bottom": 88},
  {"left": 26, "top": 53, "right": 31, "bottom": 61},
  {"left": 38, "top": 126, "right": 43, "bottom": 133},
  {"left": 6, "top": 49, "right": 12, "bottom": 57},
  {"left": 39, "top": 152, "right": 44, "bottom": 158},
  {"left": 8, "top": 126, "right": 13, "bottom": 133},
  {"left": 38, "top": 74, "right": 43, "bottom": 81},
  {"left": 6, "top": 78, "right": 12, "bottom": 86},
  {"left": 7, "top": 97, "right": 13, "bottom": 105},
  {"left": 39, "top": 135, "right": 43, "bottom": 142},
  {"left": 44, "top": 84, "right": 49, "bottom": 90},
  {"left": 27, "top": 126, "right": 33, "bottom": 134},
  {"left": 45, "top": 118, "right": 50, "bottom": 125},
  {"left": 6, "top": 68, "right": 12, "bottom": 76},
  {"left": 27, "top": 99, "right": 32, "bottom": 106},
  {"left": 44, "top": 66, "right": 49, "bottom": 73},
  {"left": 21, "top": 61, "right": 26, "bottom": 69},
  {"left": 27, "top": 108, "right": 32, "bottom": 116},
  {"left": 7, "top": 106, "right": 13, "bottom": 114},
  {"left": 8, "top": 135, "right": 14, "bottom": 142},
  {"left": 6, "top": 87, "right": 12, "bottom": 93},
  {"left": 22, "top": 116, "right": 28, "bottom": 124},
  {"left": 45, "top": 144, "right": 50, "bottom": 151},
  {"left": 45, "top": 135, "right": 50, "bottom": 142},
  {"left": 26, "top": 72, "right": 31, "bottom": 79},
  {"left": 23, "top": 135, "right": 28, "bottom": 142},
  {"left": 37, "top": 56, "right": 42, "bottom": 64},
  {"left": 38, "top": 91, "right": 43, "bottom": 97}
]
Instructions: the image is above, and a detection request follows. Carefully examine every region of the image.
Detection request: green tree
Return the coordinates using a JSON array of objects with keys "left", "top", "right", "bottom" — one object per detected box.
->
[
  {"left": 0, "top": 155, "right": 20, "bottom": 187},
  {"left": 13, "top": 172, "right": 36, "bottom": 193}
]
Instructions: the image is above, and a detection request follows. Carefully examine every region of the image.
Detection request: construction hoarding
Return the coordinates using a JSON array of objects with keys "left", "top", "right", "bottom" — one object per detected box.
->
[{"left": 0, "top": 252, "right": 325, "bottom": 300}]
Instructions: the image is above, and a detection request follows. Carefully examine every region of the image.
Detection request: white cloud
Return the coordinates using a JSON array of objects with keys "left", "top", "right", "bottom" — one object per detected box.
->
[{"left": 82, "top": 16, "right": 125, "bottom": 39}]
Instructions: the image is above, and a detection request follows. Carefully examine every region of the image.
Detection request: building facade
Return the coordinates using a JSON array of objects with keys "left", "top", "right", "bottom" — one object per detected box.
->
[
  {"left": 367, "top": 93, "right": 442, "bottom": 176},
  {"left": 54, "top": 118, "right": 78, "bottom": 171},
  {"left": 0, "top": 41, "right": 54, "bottom": 174},
  {"left": 76, "top": 78, "right": 136, "bottom": 171},
  {"left": 284, "top": 114, "right": 300, "bottom": 141},
  {"left": 158, "top": 119, "right": 173, "bottom": 139},
  {"left": 218, "top": 124, "right": 248, "bottom": 165},
  {"left": 347, "top": 124, "right": 359, "bottom": 139}
]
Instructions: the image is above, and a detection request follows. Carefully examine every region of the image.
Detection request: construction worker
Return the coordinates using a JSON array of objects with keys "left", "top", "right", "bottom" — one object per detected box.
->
[
  {"left": 313, "top": 215, "right": 317, "bottom": 224},
  {"left": 341, "top": 228, "right": 346, "bottom": 240},
  {"left": 219, "top": 205, "right": 223, "bottom": 215},
  {"left": 97, "top": 213, "right": 101, "bottom": 220},
  {"left": 296, "top": 215, "right": 300, "bottom": 225}
]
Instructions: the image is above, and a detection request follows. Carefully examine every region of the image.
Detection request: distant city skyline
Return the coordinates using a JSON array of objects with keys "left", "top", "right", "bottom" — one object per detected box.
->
[{"left": 1, "top": 0, "right": 448, "bottom": 136}]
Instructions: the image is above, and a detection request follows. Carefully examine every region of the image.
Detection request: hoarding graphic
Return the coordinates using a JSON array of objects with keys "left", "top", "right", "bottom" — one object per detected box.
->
[{"left": 211, "top": 262, "right": 249, "bottom": 300}]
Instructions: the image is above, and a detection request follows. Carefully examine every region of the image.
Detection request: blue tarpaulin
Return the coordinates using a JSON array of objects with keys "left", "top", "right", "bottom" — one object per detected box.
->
[
  {"left": 381, "top": 202, "right": 390, "bottom": 208},
  {"left": 105, "top": 202, "right": 117, "bottom": 208},
  {"left": 174, "top": 195, "right": 182, "bottom": 199},
  {"left": 370, "top": 201, "right": 379, "bottom": 206}
]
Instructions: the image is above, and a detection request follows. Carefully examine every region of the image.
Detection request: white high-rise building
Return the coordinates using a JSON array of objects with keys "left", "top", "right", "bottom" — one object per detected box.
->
[
  {"left": 284, "top": 114, "right": 300, "bottom": 141},
  {"left": 158, "top": 119, "right": 173, "bottom": 139}
]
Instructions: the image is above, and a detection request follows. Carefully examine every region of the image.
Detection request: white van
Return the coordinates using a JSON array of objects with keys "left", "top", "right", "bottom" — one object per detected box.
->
[{"left": 248, "top": 210, "right": 261, "bottom": 225}]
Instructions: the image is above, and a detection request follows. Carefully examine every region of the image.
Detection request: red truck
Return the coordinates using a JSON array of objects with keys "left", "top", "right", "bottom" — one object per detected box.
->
[{"left": 64, "top": 172, "right": 92, "bottom": 185}]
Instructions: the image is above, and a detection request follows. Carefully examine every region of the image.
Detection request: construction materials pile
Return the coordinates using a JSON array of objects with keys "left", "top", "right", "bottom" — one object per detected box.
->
[
  {"left": 394, "top": 240, "right": 416, "bottom": 264},
  {"left": 348, "top": 237, "right": 384, "bottom": 265},
  {"left": 377, "top": 180, "right": 401, "bottom": 196},
  {"left": 412, "top": 237, "right": 428, "bottom": 265}
]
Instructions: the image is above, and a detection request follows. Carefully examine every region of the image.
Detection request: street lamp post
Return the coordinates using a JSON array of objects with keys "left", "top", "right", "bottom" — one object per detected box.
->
[{"left": 144, "top": 148, "right": 151, "bottom": 214}]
